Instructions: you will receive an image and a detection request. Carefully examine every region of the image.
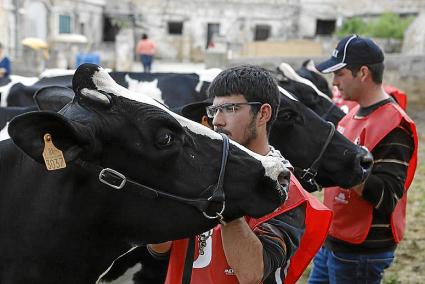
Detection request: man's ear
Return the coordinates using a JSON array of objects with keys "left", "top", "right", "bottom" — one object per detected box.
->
[
  {"left": 8, "top": 111, "right": 91, "bottom": 164},
  {"left": 359, "top": 66, "right": 370, "bottom": 82},
  {"left": 258, "top": 103, "right": 272, "bottom": 125}
]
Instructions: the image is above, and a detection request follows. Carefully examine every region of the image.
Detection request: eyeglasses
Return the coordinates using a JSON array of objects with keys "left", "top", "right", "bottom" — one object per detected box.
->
[{"left": 206, "top": 102, "right": 262, "bottom": 118}]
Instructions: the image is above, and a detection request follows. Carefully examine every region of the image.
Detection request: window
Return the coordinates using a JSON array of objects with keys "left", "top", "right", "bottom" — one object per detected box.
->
[
  {"left": 59, "top": 15, "right": 71, "bottom": 34},
  {"left": 168, "top": 21, "right": 183, "bottom": 35},
  {"left": 315, "top": 19, "right": 336, "bottom": 35},
  {"left": 103, "top": 16, "right": 121, "bottom": 42},
  {"left": 254, "top": 25, "right": 271, "bottom": 41},
  {"left": 206, "top": 23, "right": 220, "bottom": 48}
]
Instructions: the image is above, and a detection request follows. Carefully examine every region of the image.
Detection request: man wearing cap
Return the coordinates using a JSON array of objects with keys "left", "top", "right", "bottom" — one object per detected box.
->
[{"left": 308, "top": 35, "right": 418, "bottom": 283}]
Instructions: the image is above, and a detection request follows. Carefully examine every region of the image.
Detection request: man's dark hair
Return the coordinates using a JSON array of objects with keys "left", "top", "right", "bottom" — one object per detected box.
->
[
  {"left": 346, "top": 62, "right": 384, "bottom": 84},
  {"left": 207, "top": 65, "right": 280, "bottom": 133},
  {"left": 142, "top": 34, "right": 148, "bottom": 40}
]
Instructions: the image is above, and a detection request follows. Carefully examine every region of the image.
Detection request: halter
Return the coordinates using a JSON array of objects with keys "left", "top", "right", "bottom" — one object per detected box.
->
[
  {"left": 294, "top": 121, "right": 335, "bottom": 191},
  {"left": 77, "top": 133, "right": 230, "bottom": 225}
]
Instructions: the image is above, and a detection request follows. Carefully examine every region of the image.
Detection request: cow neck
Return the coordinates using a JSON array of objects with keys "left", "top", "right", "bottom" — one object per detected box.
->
[
  {"left": 293, "top": 121, "right": 335, "bottom": 192},
  {"left": 74, "top": 133, "right": 230, "bottom": 225}
]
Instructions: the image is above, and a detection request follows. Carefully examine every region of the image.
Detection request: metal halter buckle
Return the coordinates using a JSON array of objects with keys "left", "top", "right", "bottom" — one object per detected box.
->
[{"left": 99, "top": 168, "right": 127, "bottom": 190}]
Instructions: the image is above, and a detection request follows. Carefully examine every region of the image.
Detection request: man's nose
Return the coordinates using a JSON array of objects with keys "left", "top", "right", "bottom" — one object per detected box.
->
[{"left": 212, "top": 110, "right": 225, "bottom": 127}]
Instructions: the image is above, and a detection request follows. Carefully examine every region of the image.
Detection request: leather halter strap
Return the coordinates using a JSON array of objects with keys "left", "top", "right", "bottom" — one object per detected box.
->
[
  {"left": 294, "top": 121, "right": 335, "bottom": 190},
  {"left": 76, "top": 133, "right": 230, "bottom": 224}
]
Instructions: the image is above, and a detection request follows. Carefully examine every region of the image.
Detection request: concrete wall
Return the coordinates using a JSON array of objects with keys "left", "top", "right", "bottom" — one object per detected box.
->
[{"left": 402, "top": 11, "right": 425, "bottom": 55}]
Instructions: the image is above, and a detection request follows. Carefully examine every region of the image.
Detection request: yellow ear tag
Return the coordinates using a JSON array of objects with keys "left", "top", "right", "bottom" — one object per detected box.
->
[{"left": 42, "top": 133, "right": 67, "bottom": 171}]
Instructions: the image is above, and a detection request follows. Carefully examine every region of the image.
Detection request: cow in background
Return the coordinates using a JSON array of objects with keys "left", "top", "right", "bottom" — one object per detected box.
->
[{"left": 4, "top": 70, "right": 220, "bottom": 109}]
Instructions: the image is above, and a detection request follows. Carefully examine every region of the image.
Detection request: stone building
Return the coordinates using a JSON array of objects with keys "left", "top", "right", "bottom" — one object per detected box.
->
[{"left": 1, "top": 0, "right": 425, "bottom": 73}]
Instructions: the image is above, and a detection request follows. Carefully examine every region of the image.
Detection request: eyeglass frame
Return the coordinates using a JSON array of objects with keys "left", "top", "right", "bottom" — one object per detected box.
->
[{"left": 205, "top": 102, "right": 263, "bottom": 119}]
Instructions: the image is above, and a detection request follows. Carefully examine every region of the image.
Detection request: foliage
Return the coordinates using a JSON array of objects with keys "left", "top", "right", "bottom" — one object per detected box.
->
[{"left": 335, "top": 13, "right": 415, "bottom": 39}]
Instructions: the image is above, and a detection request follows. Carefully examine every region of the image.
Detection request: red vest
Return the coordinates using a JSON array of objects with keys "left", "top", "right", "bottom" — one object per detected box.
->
[
  {"left": 165, "top": 176, "right": 332, "bottom": 284},
  {"left": 332, "top": 85, "right": 407, "bottom": 113},
  {"left": 324, "top": 102, "right": 418, "bottom": 244}
]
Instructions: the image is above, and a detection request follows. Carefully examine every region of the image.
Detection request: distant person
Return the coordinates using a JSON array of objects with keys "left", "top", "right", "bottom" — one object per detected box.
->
[
  {"left": 136, "top": 34, "right": 156, "bottom": 73},
  {"left": 0, "top": 43, "right": 11, "bottom": 85}
]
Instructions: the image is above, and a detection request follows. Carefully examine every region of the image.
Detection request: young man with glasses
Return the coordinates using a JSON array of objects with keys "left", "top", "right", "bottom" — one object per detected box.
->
[
  {"left": 308, "top": 35, "right": 418, "bottom": 284},
  {"left": 149, "top": 65, "right": 332, "bottom": 284}
]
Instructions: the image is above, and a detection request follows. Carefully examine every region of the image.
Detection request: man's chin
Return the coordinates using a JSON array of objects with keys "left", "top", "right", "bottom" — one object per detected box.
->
[{"left": 215, "top": 128, "right": 231, "bottom": 136}]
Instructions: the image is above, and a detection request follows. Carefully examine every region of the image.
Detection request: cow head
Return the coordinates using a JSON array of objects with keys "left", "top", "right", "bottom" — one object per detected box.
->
[
  {"left": 277, "top": 62, "right": 345, "bottom": 125},
  {"left": 270, "top": 89, "right": 373, "bottom": 191},
  {"left": 8, "top": 64, "right": 290, "bottom": 242}
]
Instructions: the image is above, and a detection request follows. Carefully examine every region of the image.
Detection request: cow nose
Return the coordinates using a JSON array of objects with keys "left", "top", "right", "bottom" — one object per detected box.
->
[
  {"left": 277, "top": 168, "right": 291, "bottom": 202},
  {"left": 358, "top": 148, "right": 373, "bottom": 177},
  {"left": 278, "top": 168, "right": 290, "bottom": 185}
]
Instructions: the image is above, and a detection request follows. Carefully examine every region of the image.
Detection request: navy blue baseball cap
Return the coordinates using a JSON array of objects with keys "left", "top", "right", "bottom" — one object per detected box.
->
[{"left": 316, "top": 35, "right": 384, "bottom": 73}]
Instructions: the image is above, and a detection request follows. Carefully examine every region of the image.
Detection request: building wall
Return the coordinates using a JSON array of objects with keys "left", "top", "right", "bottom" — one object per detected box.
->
[
  {"left": 299, "top": 0, "right": 425, "bottom": 38},
  {"left": 136, "top": 0, "right": 300, "bottom": 61}
]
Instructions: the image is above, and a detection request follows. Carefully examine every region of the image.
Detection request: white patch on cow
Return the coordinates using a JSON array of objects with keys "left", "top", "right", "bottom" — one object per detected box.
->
[
  {"left": 305, "top": 59, "right": 321, "bottom": 74},
  {"left": 124, "top": 74, "right": 164, "bottom": 104},
  {"left": 278, "top": 62, "right": 332, "bottom": 102},
  {"left": 194, "top": 68, "right": 222, "bottom": 92},
  {"left": 96, "top": 246, "right": 139, "bottom": 284},
  {"left": 80, "top": 89, "right": 111, "bottom": 104},
  {"left": 0, "top": 75, "right": 38, "bottom": 106},
  {"left": 278, "top": 86, "right": 298, "bottom": 101},
  {"left": 90, "top": 67, "right": 287, "bottom": 182},
  {"left": 0, "top": 122, "right": 9, "bottom": 141}
]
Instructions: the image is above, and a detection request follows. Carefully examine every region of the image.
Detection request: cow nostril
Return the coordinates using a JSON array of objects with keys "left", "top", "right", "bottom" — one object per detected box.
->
[
  {"left": 359, "top": 151, "right": 374, "bottom": 170},
  {"left": 278, "top": 169, "right": 291, "bottom": 187}
]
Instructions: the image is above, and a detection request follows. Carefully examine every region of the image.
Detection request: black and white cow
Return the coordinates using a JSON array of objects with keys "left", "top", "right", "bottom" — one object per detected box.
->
[
  {"left": 0, "top": 64, "right": 290, "bottom": 284},
  {"left": 177, "top": 81, "right": 372, "bottom": 192},
  {"left": 4, "top": 70, "right": 219, "bottom": 110},
  {"left": 296, "top": 59, "right": 333, "bottom": 99},
  {"left": 276, "top": 62, "right": 345, "bottom": 125}
]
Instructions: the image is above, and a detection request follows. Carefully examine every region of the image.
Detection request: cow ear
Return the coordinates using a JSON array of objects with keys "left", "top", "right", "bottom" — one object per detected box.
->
[
  {"left": 72, "top": 63, "right": 112, "bottom": 107},
  {"left": 8, "top": 111, "right": 91, "bottom": 164},
  {"left": 34, "top": 86, "right": 75, "bottom": 112}
]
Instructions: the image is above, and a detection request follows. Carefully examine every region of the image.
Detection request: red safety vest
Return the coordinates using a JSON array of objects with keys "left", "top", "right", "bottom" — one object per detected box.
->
[
  {"left": 332, "top": 85, "right": 407, "bottom": 113},
  {"left": 165, "top": 176, "right": 332, "bottom": 284},
  {"left": 324, "top": 102, "right": 418, "bottom": 244}
]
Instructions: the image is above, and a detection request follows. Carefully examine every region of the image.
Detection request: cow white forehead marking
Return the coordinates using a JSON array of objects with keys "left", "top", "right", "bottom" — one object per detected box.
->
[
  {"left": 278, "top": 86, "right": 298, "bottom": 101},
  {"left": 89, "top": 67, "right": 285, "bottom": 181},
  {"left": 0, "top": 122, "right": 10, "bottom": 141},
  {"left": 279, "top": 62, "right": 332, "bottom": 102}
]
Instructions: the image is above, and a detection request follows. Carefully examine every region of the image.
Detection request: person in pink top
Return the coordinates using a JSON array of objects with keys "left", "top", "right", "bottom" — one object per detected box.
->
[{"left": 136, "top": 33, "right": 156, "bottom": 73}]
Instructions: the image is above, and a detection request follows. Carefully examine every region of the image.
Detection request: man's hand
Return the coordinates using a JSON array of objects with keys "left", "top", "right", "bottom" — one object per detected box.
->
[
  {"left": 148, "top": 241, "right": 172, "bottom": 254},
  {"left": 221, "top": 217, "right": 264, "bottom": 284},
  {"left": 352, "top": 182, "right": 365, "bottom": 196}
]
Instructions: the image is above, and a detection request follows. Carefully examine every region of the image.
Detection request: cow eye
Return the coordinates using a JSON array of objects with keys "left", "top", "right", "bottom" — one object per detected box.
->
[{"left": 156, "top": 131, "right": 175, "bottom": 148}]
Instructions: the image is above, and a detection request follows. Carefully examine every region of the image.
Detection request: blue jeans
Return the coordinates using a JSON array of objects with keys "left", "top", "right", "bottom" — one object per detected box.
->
[
  {"left": 308, "top": 247, "right": 394, "bottom": 284},
  {"left": 140, "top": 55, "right": 153, "bottom": 73}
]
